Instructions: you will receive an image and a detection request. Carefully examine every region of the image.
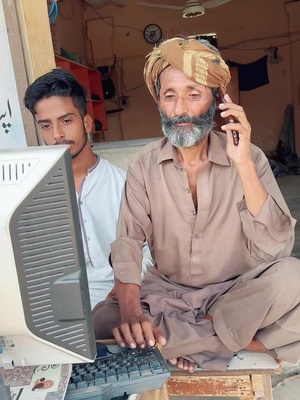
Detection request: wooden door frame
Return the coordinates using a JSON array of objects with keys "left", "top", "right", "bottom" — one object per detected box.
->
[{"left": 3, "top": 0, "right": 56, "bottom": 146}]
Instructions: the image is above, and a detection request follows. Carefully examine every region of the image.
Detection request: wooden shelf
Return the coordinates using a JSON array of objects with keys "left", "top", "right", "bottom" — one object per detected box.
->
[{"left": 55, "top": 55, "right": 108, "bottom": 132}]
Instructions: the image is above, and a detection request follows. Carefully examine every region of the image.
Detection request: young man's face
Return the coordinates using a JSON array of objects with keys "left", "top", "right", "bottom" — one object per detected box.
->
[{"left": 34, "top": 96, "right": 92, "bottom": 157}]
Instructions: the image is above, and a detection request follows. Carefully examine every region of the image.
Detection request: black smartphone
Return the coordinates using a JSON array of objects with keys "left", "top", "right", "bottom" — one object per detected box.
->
[{"left": 218, "top": 89, "right": 239, "bottom": 146}]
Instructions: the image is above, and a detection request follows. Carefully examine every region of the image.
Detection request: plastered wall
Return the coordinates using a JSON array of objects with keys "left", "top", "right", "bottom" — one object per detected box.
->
[{"left": 53, "top": 0, "right": 300, "bottom": 153}]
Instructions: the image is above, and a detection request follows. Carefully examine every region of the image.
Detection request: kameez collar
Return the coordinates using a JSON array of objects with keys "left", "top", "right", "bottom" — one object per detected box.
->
[{"left": 157, "top": 131, "right": 231, "bottom": 167}]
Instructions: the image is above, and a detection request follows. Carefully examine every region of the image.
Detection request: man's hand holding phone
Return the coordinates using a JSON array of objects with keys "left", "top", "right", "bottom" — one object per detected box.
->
[
  {"left": 218, "top": 91, "right": 252, "bottom": 167},
  {"left": 218, "top": 89, "right": 239, "bottom": 146}
]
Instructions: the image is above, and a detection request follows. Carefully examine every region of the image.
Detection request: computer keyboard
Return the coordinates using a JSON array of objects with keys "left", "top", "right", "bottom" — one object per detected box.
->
[{"left": 65, "top": 346, "right": 170, "bottom": 400}]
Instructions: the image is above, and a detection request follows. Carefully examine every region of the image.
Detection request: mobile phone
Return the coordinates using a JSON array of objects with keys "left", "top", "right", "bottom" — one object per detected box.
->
[{"left": 218, "top": 89, "right": 239, "bottom": 146}]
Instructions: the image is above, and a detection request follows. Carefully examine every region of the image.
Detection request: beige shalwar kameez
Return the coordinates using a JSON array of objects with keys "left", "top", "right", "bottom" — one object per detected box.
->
[{"left": 93, "top": 131, "right": 300, "bottom": 370}]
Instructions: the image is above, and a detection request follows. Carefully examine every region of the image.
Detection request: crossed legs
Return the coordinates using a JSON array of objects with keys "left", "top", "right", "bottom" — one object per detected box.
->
[{"left": 93, "top": 257, "right": 300, "bottom": 371}]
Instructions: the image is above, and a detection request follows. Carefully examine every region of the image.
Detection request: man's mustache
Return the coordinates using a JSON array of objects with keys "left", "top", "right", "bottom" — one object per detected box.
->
[
  {"left": 167, "top": 115, "right": 201, "bottom": 125},
  {"left": 54, "top": 140, "right": 75, "bottom": 145}
]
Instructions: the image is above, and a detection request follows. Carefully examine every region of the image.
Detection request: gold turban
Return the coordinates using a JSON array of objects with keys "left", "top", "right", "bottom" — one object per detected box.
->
[{"left": 144, "top": 37, "right": 231, "bottom": 102}]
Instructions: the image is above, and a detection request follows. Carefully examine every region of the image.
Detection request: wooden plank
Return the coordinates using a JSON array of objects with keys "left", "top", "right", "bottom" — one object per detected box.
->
[
  {"left": 251, "top": 374, "right": 265, "bottom": 398},
  {"left": 15, "top": 0, "right": 55, "bottom": 83},
  {"left": 170, "top": 368, "right": 280, "bottom": 377},
  {"left": 136, "top": 375, "right": 273, "bottom": 400},
  {"left": 2, "top": 0, "right": 39, "bottom": 146},
  {"left": 250, "top": 373, "right": 273, "bottom": 400},
  {"left": 138, "top": 383, "right": 169, "bottom": 400},
  {"left": 167, "top": 375, "right": 253, "bottom": 397},
  {"left": 261, "top": 374, "right": 273, "bottom": 400}
]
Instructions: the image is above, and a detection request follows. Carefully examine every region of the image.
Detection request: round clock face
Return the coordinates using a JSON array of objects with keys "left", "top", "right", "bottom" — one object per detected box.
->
[{"left": 143, "top": 24, "right": 162, "bottom": 44}]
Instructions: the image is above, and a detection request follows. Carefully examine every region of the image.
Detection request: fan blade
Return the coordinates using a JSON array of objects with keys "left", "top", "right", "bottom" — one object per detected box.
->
[
  {"left": 202, "top": 0, "right": 232, "bottom": 9},
  {"left": 136, "top": 1, "right": 183, "bottom": 10}
]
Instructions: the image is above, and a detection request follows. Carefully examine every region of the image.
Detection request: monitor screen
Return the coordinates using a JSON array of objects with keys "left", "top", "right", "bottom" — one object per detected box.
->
[{"left": 0, "top": 145, "right": 96, "bottom": 368}]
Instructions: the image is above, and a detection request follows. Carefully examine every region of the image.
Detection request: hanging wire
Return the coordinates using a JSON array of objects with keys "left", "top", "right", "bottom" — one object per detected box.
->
[
  {"left": 48, "top": 1, "right": 59, "bottom": 24},
  {"left": 82, "top": 0, "right": 143, "bottom": 33}
]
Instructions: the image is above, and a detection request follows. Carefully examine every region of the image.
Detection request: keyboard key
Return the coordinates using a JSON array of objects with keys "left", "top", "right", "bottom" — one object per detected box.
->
[
  {"left": 139, "top": 363, "right": 150, "bottom": 370},
  {"left": 129, "top": 370, "right": 141, "bottom": 379},
  {"left": 141, "top": 370, "right": 155, "bottom": 377},
  {"left": 118, "top": 373, "right": 129, "bottom": 382},
  {"left": 83, "top": 373, "right": 94, "bottom": 381},
  {"left": 118, "top": 367, "right": 127, "bottom": 374},
  {"left": 95, "top": 371, "right": 105, "bottom": 379},
  {"left": 107, "top": 375, "right": 118, "bottom": 383},
  {"left": 152, "top": 366, "right": 164, "bottom": 374},
  {"left": 77, "top": 381, "right": 88, "bottom": 389},
  {"left": 106, "top": 369, "right": 116, "bottom": 377},
  {"left": 94, "top": 378, "right": 106, "bottom": 386},
  {"left": 71, "top": 375, "right": 82, "bottom": 384},
  {"left": 150, "top": 361, "right": 161, "bottom": 369},
  {"left": 67, "top": 383, "right": 76, "bottom": 391}
]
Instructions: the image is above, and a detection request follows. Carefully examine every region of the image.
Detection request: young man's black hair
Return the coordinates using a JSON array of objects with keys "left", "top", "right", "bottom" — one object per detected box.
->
[{"left": 24, "top": 68, "right": 87, "bottom": 118}]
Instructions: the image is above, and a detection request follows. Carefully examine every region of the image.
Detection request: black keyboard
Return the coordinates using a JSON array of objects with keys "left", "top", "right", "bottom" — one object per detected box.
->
[{"left": 65, "top": 346, "right": 170, "bottom": 400}]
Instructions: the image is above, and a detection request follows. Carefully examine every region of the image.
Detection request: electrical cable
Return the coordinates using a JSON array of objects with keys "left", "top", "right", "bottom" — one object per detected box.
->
[
  {"left": 82, "top": 0, "right": 143, "bottom": 33},
  {"left": 219, "top": 31, "right": 300, "bottom": 51},
  {"left": 48, "top": 1, "right": 59, "bottom": 24}
]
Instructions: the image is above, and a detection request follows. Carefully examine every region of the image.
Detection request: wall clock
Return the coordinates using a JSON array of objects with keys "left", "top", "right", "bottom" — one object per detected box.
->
[{"left": 143, "top": 24, "right": 162, "bottom": 44}]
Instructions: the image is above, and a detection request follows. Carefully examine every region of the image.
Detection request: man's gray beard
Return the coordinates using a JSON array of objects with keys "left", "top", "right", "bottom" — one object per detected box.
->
[{"left": 159, "top": 99, "right": 216, "bottom": 148}]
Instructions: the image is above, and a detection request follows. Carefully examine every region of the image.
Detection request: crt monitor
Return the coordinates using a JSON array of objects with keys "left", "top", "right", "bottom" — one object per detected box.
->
[{"left": 0, "top": 145, "right": 96, "bottom": 368}]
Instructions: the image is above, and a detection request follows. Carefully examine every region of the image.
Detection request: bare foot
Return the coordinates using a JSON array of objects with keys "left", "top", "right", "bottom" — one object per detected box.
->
[
  {"left": 168, "top": 357, "right": 198, "bottom": 373},
  {"left": 245, "top": 338, "right": 282, "bottom": 365},
  {"left": 245, "top": 338, "right": 268, "bottom": 352}
]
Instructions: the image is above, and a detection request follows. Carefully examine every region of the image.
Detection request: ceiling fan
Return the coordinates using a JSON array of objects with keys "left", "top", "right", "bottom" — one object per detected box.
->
[{"left": 137, "top": 0, "right": 233, "bottom": 18}]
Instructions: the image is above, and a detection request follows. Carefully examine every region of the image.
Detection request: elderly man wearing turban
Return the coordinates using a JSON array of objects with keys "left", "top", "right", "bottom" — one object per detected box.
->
[{"left": 93, "top": 37, "right": 300, "bottom": 372}]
